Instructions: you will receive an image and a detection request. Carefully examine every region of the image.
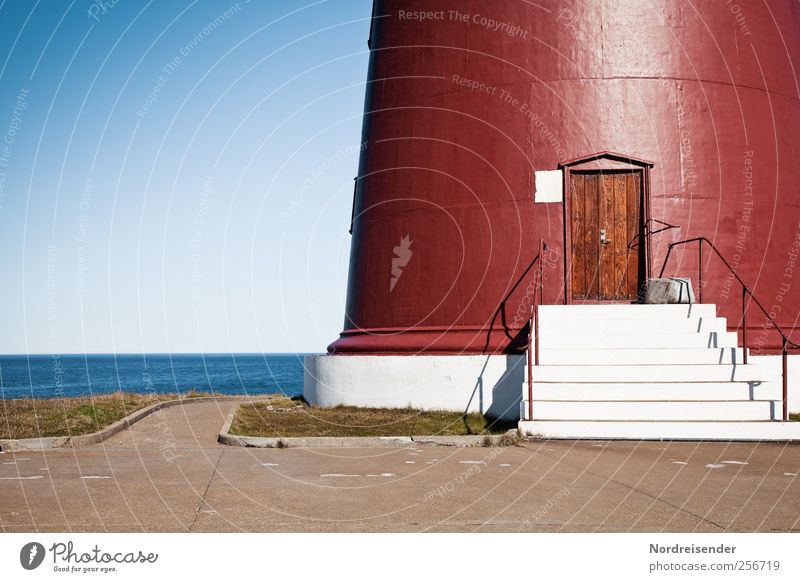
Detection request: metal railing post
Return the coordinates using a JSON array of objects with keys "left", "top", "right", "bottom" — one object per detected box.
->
[
  {"left": 527, "top": 311, "right": 534, "bottom": 421},
  {"left": 525, "top": 240, "right": 547, "bottom": 421},
  {"left": 536, "top": 239, "right": 545, "bottom": 367},
  {"left": 698, "top": 239, "right": 703, "bottom": 303},
  {"left": 742, "top": 287, "right": 748, "bottom": 365},
  {"left": 782, "top": 338, "right": 788, "bottom": 422}
]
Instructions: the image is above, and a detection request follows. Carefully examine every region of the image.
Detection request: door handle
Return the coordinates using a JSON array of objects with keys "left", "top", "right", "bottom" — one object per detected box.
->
[{"left": 600, "top": 229, "right": 612, "bottom": 245}]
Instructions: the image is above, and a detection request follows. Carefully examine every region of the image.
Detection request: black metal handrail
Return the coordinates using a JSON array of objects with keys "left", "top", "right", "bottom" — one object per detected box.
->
[
  {"left": 659, "top": 236, "right": 798, "bottom": 421},
  {"left": 483, "top": 248, "right": 543, "bottom": 353},
  {"left": 628, "top": 218, "right": 680, "bottom": 250}
]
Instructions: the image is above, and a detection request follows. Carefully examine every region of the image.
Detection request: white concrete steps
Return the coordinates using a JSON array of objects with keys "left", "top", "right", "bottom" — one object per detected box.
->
[
  {"left": 543, "top": 331, "right": 738, "bottom": 349},
  {"left": 541, "top": 317, "right": 728, "bottom": 334},
  {"left": 533, "top": 364, "right": 773, "bottom": 383},
  {"left": 538, "top": 303, "right": 717, "bottom": 321},
  {"left": 533, "top": 382, "right": 781, "bottom": 401},
  {"left": 523, "top": 302, "right": 800, "bottom": 440},
  {"left": 518, "top": 420, "right": 800, "bottom": 441},
  {"left": 533, "top": 400, "right": 777, "bottom": 421},
  {"left": 539, "top": 347, "right": 746, "bottom": 365}
]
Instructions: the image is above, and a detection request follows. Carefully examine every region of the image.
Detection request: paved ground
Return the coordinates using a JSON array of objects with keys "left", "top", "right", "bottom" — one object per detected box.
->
[{"left": 1, "top": 401, "right": 799, "bottom": 532}]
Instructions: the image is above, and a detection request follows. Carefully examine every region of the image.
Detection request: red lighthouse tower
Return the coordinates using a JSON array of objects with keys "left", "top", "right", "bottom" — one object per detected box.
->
[{"left": 305, "top": 0, "right": 800, "bottom": 434}]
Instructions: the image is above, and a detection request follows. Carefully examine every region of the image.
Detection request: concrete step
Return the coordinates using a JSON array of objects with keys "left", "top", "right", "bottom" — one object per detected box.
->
[
  {"left": 518, "top": 420, "right": 800, "bottom": 441},
  {"left": 541, "top": 331, "right": 739, "bottom": 349},
  {"left": 533, "top": 400, "right": 776, "bottom": 421},
  {"left": 519, "top": 302, "right": 792, "bottom": 440},
  {"left": 538, "top": 316, "right": 728, "bottom": 334},
  {"left": 532, "top": 364, "right": 775, "bottom": 383},
  {"left": 528, "top": 381, "right": 781, "bottom": 401},
  {"left": 538, "top": 347, "right": 747, "bottom": 365},
  {"left": 539, "top": 303, "right": 717, "bottom": 321}
]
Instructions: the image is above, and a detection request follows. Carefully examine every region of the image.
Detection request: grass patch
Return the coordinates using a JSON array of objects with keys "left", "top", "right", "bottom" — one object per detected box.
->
[
  {"left": 228, "top": 398, "right": 515, "bottom": 438},
  {"left": 791, "top": 413, "right": 799, "bottom": 422},
  {"left": 0, "top": 391, "right": 209, "bottom": 440}
]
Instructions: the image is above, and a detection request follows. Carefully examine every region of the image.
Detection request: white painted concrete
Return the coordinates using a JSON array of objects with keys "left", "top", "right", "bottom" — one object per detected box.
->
[
  {"left": 533, "top": 400, "right": 777, "bottom": 421},
  {"left": 541, "top": 331, "right": 738, "bottom": 349},
  {"left": 539, "top": 303, "right": 717, "bottom": 321},
  {"left": 305, "top": 303, "right": 800, "bottom": 439},
  {"left": 539, "top": 316, "right": 728, "bottom": 334},
  {"left": 750, "top": 354, "right": 800, "bottom": 414},
  {"left": 538, "top": 303, "right": 717, "bottom": 320},
  {"left": 539, "top": 347, "right": 746, "bottom": 365},
  {"left": 522, "top": 302, "right": 800, "bottom": 440},
  {"left": 534, "top": 169, "right": 562, "bottom": 202},
  {"left": 532, "top": 363, "right": 775, "bottom": 383},
  {"left": 518, "top": 420, "right": 800, "bottom": 441},
  {"left": 532, "top": 382, "right": 782, "bottom": 401},
  {"left": 304, "top": 354, "right": 525, "bottom": 420}
]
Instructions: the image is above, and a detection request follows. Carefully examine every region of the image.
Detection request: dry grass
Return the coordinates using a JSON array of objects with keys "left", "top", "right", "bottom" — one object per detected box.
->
[
  {"left": 228, "top": 398, "right": 515, "bottom": 438},
  {"left": 0, "top": 390, "right": 208, "bottom": 440}
]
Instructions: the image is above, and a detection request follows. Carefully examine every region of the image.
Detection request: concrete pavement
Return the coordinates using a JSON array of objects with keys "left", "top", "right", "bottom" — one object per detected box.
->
[{"left": 1, "top": 400, "right": 799, "bottom": 532}]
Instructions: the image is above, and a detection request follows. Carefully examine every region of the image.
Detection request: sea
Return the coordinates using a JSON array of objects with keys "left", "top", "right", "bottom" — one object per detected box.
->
[{"left": 0, "top": 354, "right": 309, "bottom": 400}]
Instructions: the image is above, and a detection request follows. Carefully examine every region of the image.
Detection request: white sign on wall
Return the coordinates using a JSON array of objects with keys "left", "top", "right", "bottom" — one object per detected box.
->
[{"left": 534, "top": 170, "right": 563, "bottom": 203}]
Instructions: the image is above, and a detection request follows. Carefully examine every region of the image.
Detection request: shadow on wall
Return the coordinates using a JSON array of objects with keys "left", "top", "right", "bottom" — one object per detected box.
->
[
  {"left": 466, "top": 354, "right": 525, "bottom": 421},
  {"left": 488, "top": 354, "right": 526, "bottom": 420}
]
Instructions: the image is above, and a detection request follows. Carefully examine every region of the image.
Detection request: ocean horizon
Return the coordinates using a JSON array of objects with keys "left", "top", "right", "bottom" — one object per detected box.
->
[{"left": 0, "top": 353, "right": 312, "bottom": 400}]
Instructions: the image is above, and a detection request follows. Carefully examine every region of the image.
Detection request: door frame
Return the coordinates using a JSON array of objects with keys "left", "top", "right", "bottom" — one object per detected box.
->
[{"left": 559, "top": 151, "right": 654, "bottom": 305}]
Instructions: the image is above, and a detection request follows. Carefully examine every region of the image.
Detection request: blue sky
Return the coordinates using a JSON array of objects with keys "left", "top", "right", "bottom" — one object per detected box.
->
[{"left": 0, "top": 0, "right": 372, "bottom": 354}]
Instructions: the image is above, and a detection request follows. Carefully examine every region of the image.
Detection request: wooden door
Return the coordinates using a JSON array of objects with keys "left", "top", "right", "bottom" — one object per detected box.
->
[{"left": 570, "top": 171, "right": 641, "bottom": 301}]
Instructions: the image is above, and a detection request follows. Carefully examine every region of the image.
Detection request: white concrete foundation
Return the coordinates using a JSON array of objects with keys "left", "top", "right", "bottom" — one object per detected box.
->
[
  {"left": 306, "top": 304, "right": 800, "bottom": 437},
  {"left": 304, "top": 354, "right": 525, "bottom": 420}
]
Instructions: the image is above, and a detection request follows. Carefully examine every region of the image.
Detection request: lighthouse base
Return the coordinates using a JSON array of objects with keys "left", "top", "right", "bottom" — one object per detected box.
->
[{"left": 303, "top": 354, "right": 525, "bottom": 421}]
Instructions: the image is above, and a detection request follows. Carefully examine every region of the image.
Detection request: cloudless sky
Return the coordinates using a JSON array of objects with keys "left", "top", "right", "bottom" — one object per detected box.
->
[{"left": 0, "top": 0, "right": 372, "bottom": 354}]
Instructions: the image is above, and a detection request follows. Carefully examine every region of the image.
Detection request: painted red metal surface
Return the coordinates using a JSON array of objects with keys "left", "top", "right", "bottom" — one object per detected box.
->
[{"left": 330, "top": 0, "right": 800, "bottom": 355}]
